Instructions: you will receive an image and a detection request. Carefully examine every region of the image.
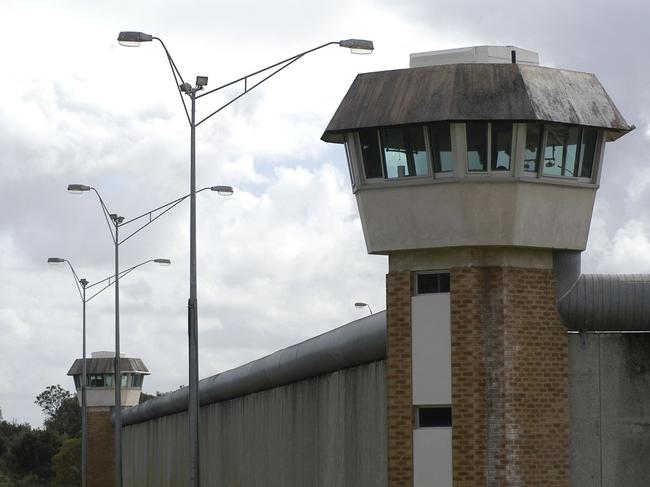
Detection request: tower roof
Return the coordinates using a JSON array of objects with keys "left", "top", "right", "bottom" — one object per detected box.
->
[
  {"left": 322, "top": 63, "right": 632, "bottom": 143},
  {"left": 67, "top": 357, "right": 150, "bottom": 376}
]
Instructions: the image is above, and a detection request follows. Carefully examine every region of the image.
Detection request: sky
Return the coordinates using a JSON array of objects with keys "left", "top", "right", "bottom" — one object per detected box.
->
[{"left": 1, "top": 0, "right": 649, "bottom": 427}]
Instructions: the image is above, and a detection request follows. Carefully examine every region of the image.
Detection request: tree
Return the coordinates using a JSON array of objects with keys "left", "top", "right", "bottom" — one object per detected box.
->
[
  {"left": 35, "top": 385, "right": 72, "bottom": 420},
  {"left": 46, "top": 397, "right": 81, "bottom": 438},
  {"left": 35, "top": 385, "right": 81, "bottom": 437},
  {"left": 7, "top": 429, "right": 61, "bottom": 481},
  {"left": 52, "top": 437, "right": 81, "bottom": 487}
]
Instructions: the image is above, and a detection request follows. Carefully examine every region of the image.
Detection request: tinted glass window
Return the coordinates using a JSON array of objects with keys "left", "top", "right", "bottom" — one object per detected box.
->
[
  {"left": 359, "top": 129, "right": 382, "bottom": 179},
  {"left": 491, "top": 122, "right": 512, "bottom": 171},
  {"left": 543, "top": 126, "right": 580, "bottom": 177},
  {"left": 579, "top": 128, "right": 598, "bottom": 178},
  {"left": 105, "top": 374, "right": 113, "bottom": 387},
  {"left": 429, "top": 122, "right": 453, "bottom": 172},
  {"left": 418, "top": 407, "right": 452, "bottom": 427},
  {"left": 343, "top": 140, "right": 355, "bottom": 186},
  {"left": 524, "top": 123, "right": 542, "bottom": 172},
  {"left": 381, "top": 126, "right": 428, "bottom": 178},
  {"left": 121, "top": 375, "right": 129, "bottom": 387},
  {"left": 417, "top": 272, "right": 450, "bottom": 294},
  {"left": 466, "top": 122, "right": 487, "bottom": 171}
]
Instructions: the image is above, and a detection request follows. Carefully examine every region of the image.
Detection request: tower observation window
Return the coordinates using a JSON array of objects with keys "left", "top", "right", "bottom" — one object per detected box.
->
[
  {"left": 380, "top": 126, "right": 429, "bottom": 178},
  {"left": 429, "top": 122, "right": 453, "bottom": 172},
  {"left": 466, "top": 122, "right": 488, "bottom": 171},
  {"left": 359, "top": 128, "right": 383, "bottom": 179},
  {"left": 539, "top": 125, "right": 598, "bottom": 179}
]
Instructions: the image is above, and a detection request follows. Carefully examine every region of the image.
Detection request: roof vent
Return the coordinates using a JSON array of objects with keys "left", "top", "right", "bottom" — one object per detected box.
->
[{"left": 409, "top": 45, "right": 539, "bottom": 68}]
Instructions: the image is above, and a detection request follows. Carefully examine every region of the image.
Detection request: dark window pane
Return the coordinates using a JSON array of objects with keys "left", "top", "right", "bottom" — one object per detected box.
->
[
  {"left": 417, "top": 272, "right": 450, "bottom": 294},
  {"left": 524, "top": 123, "right": 542, "bottom": 172},
  {"left": 74, "top": 376, "right": 80, "bottom": 388},
  {"left": 359, "top": 129, "right": 382, "bottom": 179},
  {"left": 543, "top": 126, "right": 579, "bottom": 177},
  {"left": 491, "top": 122, "right": 512, "bottom": 171},
  {"left": 381, "top": 126, "right": 429, "bottom": 178},
  {"left": 344, "top": 140, "right": 355, "bottom": 186},
  {"left": 466, "top": 122, "right": 487, "bottom": 171},
  {"left": 418, "top": 407, "right": 452, "bottom": 427},
  {"left": 429, "top": 122, "right": 453, "bottom": 172},
  {"left": 579, "top": 128, "right": 598, "bottom": 178}
]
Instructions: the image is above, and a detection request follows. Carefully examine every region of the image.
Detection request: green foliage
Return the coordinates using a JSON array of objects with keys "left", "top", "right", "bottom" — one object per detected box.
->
[
  {"left": 7, "top": 429, "right": 61, "bottom": 481},
  {"left": 35, "top": 385, "right": 72, "bottom": 420},
  {"left": 45, "top": 397, "right": 81, "bottom": 438},
  {"left": 139, "top": 391, "right": 155, "bottom": 403},
  {"left": 0, "top": 384, "right": 82, "bottom": 485},
  {"left": 52, "top": 437, "right": 81, "bottom": 487}
]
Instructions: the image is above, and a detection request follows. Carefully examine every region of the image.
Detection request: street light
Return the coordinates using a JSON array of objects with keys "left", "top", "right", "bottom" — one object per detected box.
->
[
  {"left": 68, "top": 183, "right": 230, "bottom": 487},
  {"left": 117, "top": 31, "right": 373, "bottom": 487},
  {"left": 355, "top": 302, "right": 374, "bottom": 315},
  {"left": 47, "top": 257, "right": 170, "bottom": 487}
]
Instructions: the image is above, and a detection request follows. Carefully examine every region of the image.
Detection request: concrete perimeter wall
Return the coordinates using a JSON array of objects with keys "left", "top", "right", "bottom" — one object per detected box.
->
[
  {"left": 570, "top": 333, "right": 650, "bottom": 487},
  {"left": 122, "top": 360, "right": 387, "bottom": 487}
]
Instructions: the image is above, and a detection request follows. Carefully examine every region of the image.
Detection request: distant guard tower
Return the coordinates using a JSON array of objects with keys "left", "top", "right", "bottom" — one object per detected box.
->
[
  {"left": 68, "top": 351, "right": 149, "bottom": 487},
  {"left": 323, "top": 45, "right": 632, "bottom": 487}
]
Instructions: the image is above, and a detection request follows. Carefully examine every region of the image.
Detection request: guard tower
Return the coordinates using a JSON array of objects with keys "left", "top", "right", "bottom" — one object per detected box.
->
[
  {"left": 323, "top": 45, "right": 632, "bottom": 487},
  {"left": 67, "top": 351, "right": 149, "bottom": 487}
]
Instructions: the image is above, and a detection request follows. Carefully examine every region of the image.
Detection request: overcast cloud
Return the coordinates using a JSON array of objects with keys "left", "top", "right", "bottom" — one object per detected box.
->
[{"left": 1, "top": 0, "right": 649, "bottom": 426}]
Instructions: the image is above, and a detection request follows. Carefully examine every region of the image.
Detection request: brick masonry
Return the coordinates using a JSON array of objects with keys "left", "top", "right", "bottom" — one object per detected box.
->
[
  {"left": 385, "top": 265, "right": 570, "bottom": 487},
  {"left": 386, "top": 270, "right": 414, "bottom": 487},
  {"left": 87, "top": 409, "right": 115, "bottom": 487},
  {"left": 450, "top": 266, "right": 570, "bottom": 487}
]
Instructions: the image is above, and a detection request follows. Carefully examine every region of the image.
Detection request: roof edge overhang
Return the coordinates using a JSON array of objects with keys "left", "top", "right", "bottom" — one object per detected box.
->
[{"left": 321, "top": 63, "right": 632, "bottom": 143}]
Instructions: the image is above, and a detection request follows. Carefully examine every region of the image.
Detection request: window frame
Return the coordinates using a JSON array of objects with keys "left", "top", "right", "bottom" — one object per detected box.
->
[
  {"left": 463, "top": 122, "right": 516, "bottom": 177},
  {"left": 415, "top": 405, "right": 453, "bottom": 428},
  {"left": 539, "top": 124, "right": 600, "bottom": 183},
  {"left": 379, "top": 125, "right": 432, "bottom": 180}
]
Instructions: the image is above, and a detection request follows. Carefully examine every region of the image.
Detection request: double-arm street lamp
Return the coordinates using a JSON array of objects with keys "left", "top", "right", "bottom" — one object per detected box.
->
[
  {"left": 68, "top": 183, "right": 232, "bottom": 487},
  {"left": 46, "top": 257, "right": 170, "bottom": 487},
  {"left": 116, "top": 31, "right": 374, "bottom": 487}
]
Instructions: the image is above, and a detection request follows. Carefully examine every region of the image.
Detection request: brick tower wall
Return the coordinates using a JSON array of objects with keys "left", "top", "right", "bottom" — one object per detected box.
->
[
  {"left": 450, "top": 266, "right": 570, "bottom": 487},
  {"left": 386, "top": 271, "right": 414, "bottom": 487},
  {"left": 87, "top": 408, "right": 115, "bottom": 487},
  {"left": 385, "top": 263, "right": 570, "bottom": 487}
]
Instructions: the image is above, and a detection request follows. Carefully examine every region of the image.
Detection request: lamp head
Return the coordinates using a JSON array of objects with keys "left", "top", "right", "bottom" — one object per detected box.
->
[
  {"left": 117, "top": 31, "right": 153, "bottom": 47},
  {"left": 210, "top": 185, "right": 234, "bottom": 196},
  {"left": 339, "top": 39, "right": 374, "bottom": 54},
  {"left": 354, "top": 302, "right": 368, "bottom": 308},
  {"left": 67, "top": 184, "right": 91, "bottom": 194},
  {"left": 196, "top": 76, "right": 208, "bottom": 87},
  {"left": 153, "top": 258, "right": 171, "bottom": 266},
  {"left": 179, "top": 83, "right": 193, "bottom": 93},
  {"left": 47, "top": 257, "right": 65, "bottom": 265}
]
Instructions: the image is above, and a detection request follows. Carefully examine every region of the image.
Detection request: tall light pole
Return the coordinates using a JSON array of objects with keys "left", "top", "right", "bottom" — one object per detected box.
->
[
  {"left": 116, "top": 32, "right": 374, "bottom": 487},
  {"left": 68, "top": 184, "right": 231, "bottom": 487},
  {"left": 46, "top": 257, "right": 170, "bottom": 487}
]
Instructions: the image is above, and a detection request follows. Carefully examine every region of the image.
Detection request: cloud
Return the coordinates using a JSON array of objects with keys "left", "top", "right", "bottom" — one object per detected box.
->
[{"left": 1, "top": 0, "right": 649, "bottom": 427}]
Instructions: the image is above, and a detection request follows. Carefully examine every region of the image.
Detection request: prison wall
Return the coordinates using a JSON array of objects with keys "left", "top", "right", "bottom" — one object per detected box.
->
[
  {"left": 569, "top": 333, "right": 650, "bottom": 487},
  {"left": 122, "top": 360, "right": 387, "bottom": 487}
]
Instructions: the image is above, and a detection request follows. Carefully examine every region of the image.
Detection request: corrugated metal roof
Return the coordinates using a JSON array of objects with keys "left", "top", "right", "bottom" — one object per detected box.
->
[
  {"left": 67, "top": 357, "right": 150, "bottom": 376},
  {"left": 322, "top": 63, "right": 632, "bottom": 143}
]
